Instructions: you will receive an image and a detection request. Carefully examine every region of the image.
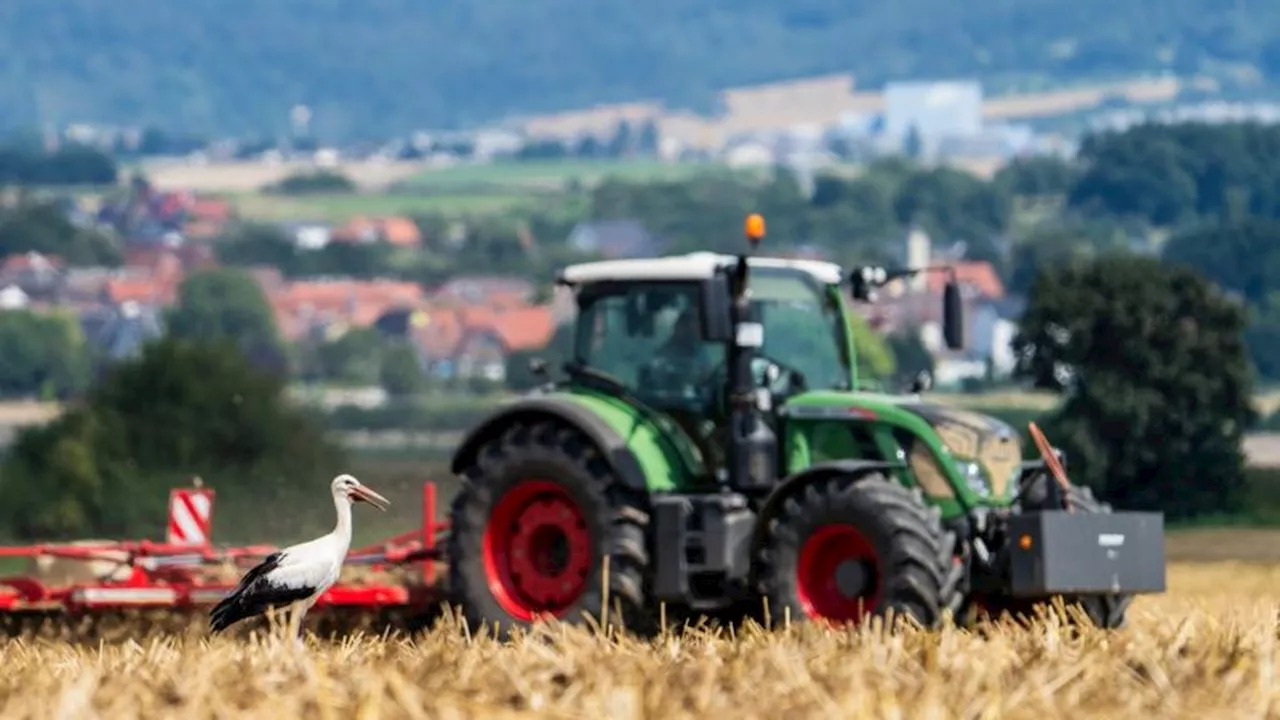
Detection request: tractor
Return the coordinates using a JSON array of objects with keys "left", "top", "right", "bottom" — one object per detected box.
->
[{"left": 444, "top": 214, "right": 1166, "bottom": 636}]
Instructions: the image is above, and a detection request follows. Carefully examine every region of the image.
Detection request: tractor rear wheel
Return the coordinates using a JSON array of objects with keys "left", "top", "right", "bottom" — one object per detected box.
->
[
  {"left": 757, "top": 473, "right": 962, "bottom": 629},
  {"left": 984, "top": 473, "right": 1132, "bottom": 629},
  {"left": 446, "top": 420, "right": 650, "bottom": 638}
]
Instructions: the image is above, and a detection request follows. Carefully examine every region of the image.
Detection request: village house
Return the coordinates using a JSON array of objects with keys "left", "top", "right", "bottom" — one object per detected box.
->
[
  {"left": 278, "top": 220, "right": 333, "bottom": 250},
  {"left": 853, "top": 227, "right": 1022, "bottom": 387},
  {"left": 329, "top": 216, "right": 422, "bottom": 248},
  {"left": 397, "top": 303, "right": 557, "bottom": 383},
  {"left": 430, "top": 275, "right": 536, "bottom": 308},
  {"left": 262, "top": 276, "right": 428, "bottom": 342},
  {"left": 79, "top": 301, "right": 165, "bottom": 362},
  {"left": 0, "top": 252, "right": 64, "bottom": 302},
  {"left": 0, "top": 285, "right": 29, "bottom": 310},
  {"left": 92, "top": 181, "right": 235, "bottom": 247}
]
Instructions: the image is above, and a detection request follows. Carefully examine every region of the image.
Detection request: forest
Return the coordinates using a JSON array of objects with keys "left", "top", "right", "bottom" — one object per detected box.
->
[{"left": 2, "top": 0, "right": 1280, "bottom": 137}]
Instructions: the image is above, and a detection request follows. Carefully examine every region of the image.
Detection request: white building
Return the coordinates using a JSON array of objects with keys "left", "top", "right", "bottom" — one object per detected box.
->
[{"left": 884, "top": 80, "right": 984, "bottom": 157}]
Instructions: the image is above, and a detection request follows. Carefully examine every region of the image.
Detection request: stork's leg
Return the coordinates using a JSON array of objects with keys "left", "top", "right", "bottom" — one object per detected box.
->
[{"left": 290, "top": 601, "right": 308, "bottom": 650}]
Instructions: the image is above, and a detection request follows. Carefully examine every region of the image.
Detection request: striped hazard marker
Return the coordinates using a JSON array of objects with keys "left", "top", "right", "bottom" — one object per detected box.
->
[{"left": 167, "top": 488, "right": 215, "bottom": 547}]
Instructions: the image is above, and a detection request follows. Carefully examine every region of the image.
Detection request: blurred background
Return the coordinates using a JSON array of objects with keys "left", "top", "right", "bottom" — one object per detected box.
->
[{"left": 0, "top": 0, "right": 1276, "bottom": 553}]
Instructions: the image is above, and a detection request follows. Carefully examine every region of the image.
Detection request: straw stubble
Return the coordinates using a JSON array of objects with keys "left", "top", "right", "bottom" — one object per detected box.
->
[{"left": 2, "top": 563, "right": 1279, "bottom": 719}]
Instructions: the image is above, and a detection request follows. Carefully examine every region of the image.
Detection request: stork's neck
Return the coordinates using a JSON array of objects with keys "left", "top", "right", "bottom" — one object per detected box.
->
[{"left": 332, "top": 492, "right": 353, "bottom": 549}]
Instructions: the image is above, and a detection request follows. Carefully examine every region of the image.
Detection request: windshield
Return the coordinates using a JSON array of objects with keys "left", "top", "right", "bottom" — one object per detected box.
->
[
  {"left": 748, "top": 268, "right": 852, "bottom": 391},
  {"left": 572, "top": 269, "right": 852, "bottom": 397},
  {"left": 573, "top": 281, "right": 725, "bottom": 407}
]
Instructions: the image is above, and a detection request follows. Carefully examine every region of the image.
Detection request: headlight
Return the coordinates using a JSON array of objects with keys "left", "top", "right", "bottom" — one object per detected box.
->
[{"left": 958, "top": 460, "right": 990, "bottom": 497}]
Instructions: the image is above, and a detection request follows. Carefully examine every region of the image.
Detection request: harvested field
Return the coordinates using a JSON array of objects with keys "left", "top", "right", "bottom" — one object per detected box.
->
[
  {"left": 2, "top": 562, "right": 1280, "bottom": 718},
  {"left": 137, "top": 160, "right": 430, "bottom": 193}
]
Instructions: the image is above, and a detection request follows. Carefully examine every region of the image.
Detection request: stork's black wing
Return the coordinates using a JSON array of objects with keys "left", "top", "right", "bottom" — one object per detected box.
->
[{"left": 209, "top": 551, "right": 317, "bottom": 633}]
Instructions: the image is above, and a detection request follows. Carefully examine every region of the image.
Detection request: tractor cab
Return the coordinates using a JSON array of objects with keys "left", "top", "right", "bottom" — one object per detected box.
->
[
  {"left": 553, "top": 214, "right": 965, "bottom": 485},
  {"left": 560, "top": 255, "right": 849, "bottom": 403},
  {"left": 556, "top": 250, "right": 855, "bottom": 475}
]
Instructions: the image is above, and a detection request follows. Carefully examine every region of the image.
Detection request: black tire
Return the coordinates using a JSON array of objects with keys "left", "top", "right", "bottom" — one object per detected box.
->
[
  {"left": 757, "top": 473, "right": 964, "bottom": 629},
  {"left": 446, "top": 419, "right": 651, "bottom": 639},
  {"left": 988, "top": 473, "right": 1132, "bottom": 629}
]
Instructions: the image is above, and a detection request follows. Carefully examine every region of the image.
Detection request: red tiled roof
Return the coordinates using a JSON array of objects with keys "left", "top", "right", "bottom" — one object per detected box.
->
[
  {"left": 331, "top": 216, "right": 423, "bottom": 247},
  {"left": 405, "top": 303, "right": 556, "bottom": 359},
  {"left": 105, "top": 277, "right": 176, "bottom": 305},
  {"left": 926, "top": 261, "right": 1005, "bottom": 299},
  {"left": 188, "top": 197, "right": 233, "bottom": 223},
  {"left": 1, "top": 252, "right": 63, "bottom": 272},
  {"left": 487, "top": 306, "right": 556, "bottom": 351},
  {"left": 267, "top": 279, "right": 429, "bottom": 341}
]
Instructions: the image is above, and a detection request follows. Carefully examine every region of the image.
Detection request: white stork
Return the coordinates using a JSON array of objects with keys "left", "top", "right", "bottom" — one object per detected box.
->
[{"left": 209, "top": 474, "right": 390, "bottom": 645}]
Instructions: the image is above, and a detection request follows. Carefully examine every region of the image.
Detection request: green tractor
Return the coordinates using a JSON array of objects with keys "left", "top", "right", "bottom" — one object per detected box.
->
[{"left": 444, "top": 215, "right": 1166, "bottom": 636}]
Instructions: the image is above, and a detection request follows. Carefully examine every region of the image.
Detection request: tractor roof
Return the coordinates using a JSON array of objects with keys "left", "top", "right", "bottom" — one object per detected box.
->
[{"left": 558, "top": 252, "right": 844, "bottom": 286}]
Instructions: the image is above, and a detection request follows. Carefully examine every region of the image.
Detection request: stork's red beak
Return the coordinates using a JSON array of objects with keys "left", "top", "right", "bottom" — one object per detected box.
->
[{"left": 351, "top": 484, "right": 390, "bottom": 511}]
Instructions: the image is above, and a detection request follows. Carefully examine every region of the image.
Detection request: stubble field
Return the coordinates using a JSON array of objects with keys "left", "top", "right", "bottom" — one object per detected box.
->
[{"left": 2, "top": 561, "right": 1280, "bottom": 719}]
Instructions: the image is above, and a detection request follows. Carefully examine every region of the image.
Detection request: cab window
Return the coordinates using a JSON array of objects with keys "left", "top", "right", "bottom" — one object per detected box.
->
[
  {"left": 575, "top": 282, "right": 724, "bottom": 405},
  {"left": 748, "top": 268, "right": 852, "bottom": 391}
]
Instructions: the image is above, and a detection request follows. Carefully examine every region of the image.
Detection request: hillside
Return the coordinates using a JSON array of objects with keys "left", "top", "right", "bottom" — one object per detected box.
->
[{"left": 0, "top": 0, "right": 1277, "bottom": 139}]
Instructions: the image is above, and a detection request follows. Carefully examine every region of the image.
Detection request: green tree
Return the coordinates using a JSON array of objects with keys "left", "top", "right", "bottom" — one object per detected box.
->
[
  {"left": 165, "top": 268, "right": 287, "bottom": 372},
  {"left": 0, "top": 309, "right": 91, "bottom": 398},
  {"left": 1163, "top": 218, "right": 1280, "bottom": 378},
  {"left": 993, "top": 155, "right": 1078, "bottom": 197},
  {"left": 379, "top": 341, "right": 426, "bottom": 396},
  {"left": 0, "top": 337, "right": 344, "bottom": 540},
  {"left": 0, "top": 199, "right": 121, "bottom": 265},
  {"left": 892, "top": 166, "right": 1013, "bottom": 246},
  {"left": 1068, "top": 122, "right": 1280, "bottom": 226},
  {"left": 314, "top": 327, "right": 385, "bottom": 385},
  {"left": 216, "top": 223, "right": 397, "bottom": 279},
  {"left": 0, "top": 143, "right": 117, "bottom": 185},
  {"left": 264, "top": 169, "right": 357, "bottom": 195},
  {"left": 1013, "top": 254, "right": 1255, "bottom": 519}
]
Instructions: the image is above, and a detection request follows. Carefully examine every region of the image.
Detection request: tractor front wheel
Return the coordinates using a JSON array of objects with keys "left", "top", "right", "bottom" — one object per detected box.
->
[
  {"left": 757, "top": 473, "right": 962, "bottom": 629},
  {"left": 446, "top": 421, "right": 650, "bottom": 638}
]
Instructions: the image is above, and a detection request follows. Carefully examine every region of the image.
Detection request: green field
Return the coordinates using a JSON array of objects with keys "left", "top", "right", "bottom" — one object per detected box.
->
[
  {"left": 397, "top": 158, "right": 717, "bottom": 191},
  {"left": 224, "top": 158, "right": 725, "bottom": 222},
  {"left": 228, "top": 191, "right": 538, "bottom": 222}
]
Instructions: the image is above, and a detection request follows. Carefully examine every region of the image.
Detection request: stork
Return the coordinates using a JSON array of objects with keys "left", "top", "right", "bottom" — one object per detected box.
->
[{"left": 209, "top": 474, "right": 390, "bottom": 646}]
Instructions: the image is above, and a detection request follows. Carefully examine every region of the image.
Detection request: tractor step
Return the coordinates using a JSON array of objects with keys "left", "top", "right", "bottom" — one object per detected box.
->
[{"left": 1005, "top": 509, "right": 1166, "bottom": 597}]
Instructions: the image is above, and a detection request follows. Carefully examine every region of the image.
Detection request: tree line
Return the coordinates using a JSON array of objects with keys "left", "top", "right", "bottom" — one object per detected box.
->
[
  {"left": 0, "top": 0, "right": 1274, "bottom": 136},
  {"left": 0, "top": 143, "right": 118, "bottom": 186}
]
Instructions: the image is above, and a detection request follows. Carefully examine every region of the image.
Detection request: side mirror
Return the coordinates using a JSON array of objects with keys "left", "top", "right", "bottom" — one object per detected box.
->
[{"left": 943, "top": 280, "right": 964, "bottom": 350}]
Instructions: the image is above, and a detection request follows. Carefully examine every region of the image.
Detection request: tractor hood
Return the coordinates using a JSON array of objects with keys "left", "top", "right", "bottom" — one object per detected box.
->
[
  {"left": 781, "top": 391, "right": 1025, "bottom": 502},
  {"left": 896, "top": 401, "right": 1025, "bottom": 499}
]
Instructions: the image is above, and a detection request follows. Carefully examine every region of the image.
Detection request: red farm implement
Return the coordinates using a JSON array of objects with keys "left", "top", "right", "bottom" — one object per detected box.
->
[{"left": 0, "top": 480, "right": 451, "bottom": 631}]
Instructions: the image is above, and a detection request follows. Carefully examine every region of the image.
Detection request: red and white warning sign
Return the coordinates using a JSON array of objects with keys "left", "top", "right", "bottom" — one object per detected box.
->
[{"left": 166, "top": 488, "right": 215, "bottom": 547}]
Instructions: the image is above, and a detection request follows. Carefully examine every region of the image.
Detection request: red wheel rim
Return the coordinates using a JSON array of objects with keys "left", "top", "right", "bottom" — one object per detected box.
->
[
  {"left": 481, "top": 479, "right": 593, "bottom": 622},
  {"left": 795, "top": 524, "right": 881, "bottom": 624}
]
